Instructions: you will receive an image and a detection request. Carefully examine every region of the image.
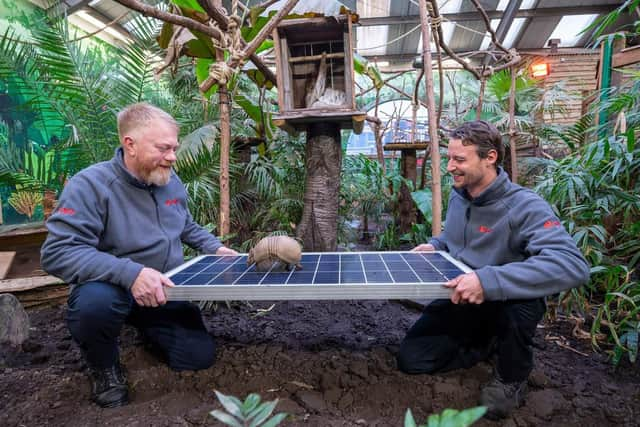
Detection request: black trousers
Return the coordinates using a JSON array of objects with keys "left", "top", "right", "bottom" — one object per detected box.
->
[
  {"left": 397, "top": 298, "right": 546, "bottom": 382},
  {"left": 67, "top": 281, "right": 215, "bottom": 371}
]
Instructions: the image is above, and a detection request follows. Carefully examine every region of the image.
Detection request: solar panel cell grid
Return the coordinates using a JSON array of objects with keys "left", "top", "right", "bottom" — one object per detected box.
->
[
  {"left": 165, "top": 251, "right": 471, "bottom": 300},
  {"left": 167, "top": 251, "right": 467, "bottom": 287}
]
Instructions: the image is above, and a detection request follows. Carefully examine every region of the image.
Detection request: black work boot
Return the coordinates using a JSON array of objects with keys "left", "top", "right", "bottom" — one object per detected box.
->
[
  {"left": 88, "top": 363, "right": 129, "bottom": 408},
  {"left": 479, "top": 373, "right": 527, "bottom": 420}
]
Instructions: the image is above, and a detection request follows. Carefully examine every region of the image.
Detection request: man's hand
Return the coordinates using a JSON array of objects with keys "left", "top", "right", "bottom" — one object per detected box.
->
[
  {"left": 131, "top": 267, "right": 174, "bottom": 307},
  {"left": 412, "top": 243, "right": 435, "bottom": 252},
  {"left": 216, "top": 246, "right": 238, "bottom": 256},
  {"left": 445, "top": 272, "right": 485, "bottom": 304}
]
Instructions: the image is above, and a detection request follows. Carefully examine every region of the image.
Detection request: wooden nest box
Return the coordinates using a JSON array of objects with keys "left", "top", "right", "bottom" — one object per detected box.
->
[{"left": 272, "top": 14, "right": 365, "bottom": 134}]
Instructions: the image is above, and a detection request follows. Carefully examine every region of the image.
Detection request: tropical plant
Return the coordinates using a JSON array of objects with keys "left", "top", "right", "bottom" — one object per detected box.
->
[
  {"left": 532, "top": 78, "right": 640, "bottom": 363},
  {"left": 0, "top": 11, "right": 164, "bottom": 208},
  {"left": 404, "top": 406, "right": 487, "bottom": 427},
  {"left": 340, "top": 154, "right": 391, "bottom": 243},
  {"left": 210, "top": 390, "right": 288, "bottom": 427}
]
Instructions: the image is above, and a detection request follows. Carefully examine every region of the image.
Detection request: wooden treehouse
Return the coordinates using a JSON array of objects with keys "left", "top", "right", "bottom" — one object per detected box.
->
[{"left": 272, "top": 14, "right": 366, "bottom": 134}]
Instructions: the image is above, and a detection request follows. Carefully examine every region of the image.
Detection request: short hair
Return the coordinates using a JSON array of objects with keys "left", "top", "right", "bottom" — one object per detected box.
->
[
  {"left": 450, "top": 120, "right": 504, "bottom": 168},
  {"left": 117, "top": 103, "right": 178, "bottom": 140}
]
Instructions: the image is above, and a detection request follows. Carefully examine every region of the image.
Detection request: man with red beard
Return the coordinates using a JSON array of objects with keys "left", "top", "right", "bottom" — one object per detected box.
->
[
  {"left": 396, "top": 120, "right": 589, "bottom": 419},
  {"left": 41, "top": 103, "right": 237, "bottom": 408}
]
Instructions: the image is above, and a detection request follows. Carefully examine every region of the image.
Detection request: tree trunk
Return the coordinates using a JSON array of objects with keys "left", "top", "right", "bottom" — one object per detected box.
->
[
  {"left": 398, "top": 150, "right": 417, "bottom": 234},
  {"left": 508, "top": 65, "right": 518, "bottom": 183},
  {"left": 296, "top": 123, "right": 342, "bottom": 251},
  {"left": 419, "top": 0, "right": 442, "bottom": 236}
]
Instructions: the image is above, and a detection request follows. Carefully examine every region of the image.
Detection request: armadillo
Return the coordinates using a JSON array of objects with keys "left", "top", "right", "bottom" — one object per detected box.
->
[{"left": 247, "top": 235, "right": 303, "bottom": 272}]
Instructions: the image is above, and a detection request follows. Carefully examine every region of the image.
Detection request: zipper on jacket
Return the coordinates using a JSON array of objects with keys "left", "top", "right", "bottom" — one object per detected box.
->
[
  {"left": 463, "top": 206, "right": 471, "bottom": 249},
  {"left": 149, "top": 188, "right": 171, "bottom": 271}
]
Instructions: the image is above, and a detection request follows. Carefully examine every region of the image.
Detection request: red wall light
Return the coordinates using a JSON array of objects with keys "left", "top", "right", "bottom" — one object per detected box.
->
[{"left": 531, "top": 63, "right": 550, "bottom": 78}]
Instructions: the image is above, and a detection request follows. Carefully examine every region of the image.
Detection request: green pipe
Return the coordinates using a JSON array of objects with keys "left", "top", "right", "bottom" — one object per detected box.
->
[{"left": 598, "top": 38, "right": 613, "bottom": 137}]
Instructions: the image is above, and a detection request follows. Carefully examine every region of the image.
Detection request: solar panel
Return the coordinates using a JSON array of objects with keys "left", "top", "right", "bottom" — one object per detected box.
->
[{"left": 165, "top": 251, "right": 470, "bottom": 301}]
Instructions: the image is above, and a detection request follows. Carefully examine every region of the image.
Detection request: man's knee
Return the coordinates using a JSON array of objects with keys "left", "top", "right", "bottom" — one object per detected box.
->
[
  {"left": 396, "top": 336, "right": 455, "bottom": 375},
  {"left": 167, "top": 333, "right": 216, "bottom": 371},
  {"left": 67, "top": 282, "right": 130, "bottom": 337},
  {"left": 500, "top": 299, "right": 546, "bottom": 336}
]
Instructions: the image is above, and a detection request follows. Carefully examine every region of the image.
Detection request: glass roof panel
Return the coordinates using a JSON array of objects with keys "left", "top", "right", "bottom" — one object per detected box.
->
[
  {"left": 546, "top": 14, "right": 599, "bottom": 47},
  {"left": 479, "top": 19, "right": 500, "bottom": 51},
  {"left": 502, "top": 17, "right": 526, "bottom": 48},
  {"left": 438, "top": 0, "right": 462, "bottom": 14}
]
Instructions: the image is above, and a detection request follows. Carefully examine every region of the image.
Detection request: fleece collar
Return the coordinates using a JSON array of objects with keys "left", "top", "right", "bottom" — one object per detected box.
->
[
  {"left": 110, "top": 147, "right": 177, "bottom": 190},
  {"left": 454, "top": 167, "right": 510, "bottom": 205}
]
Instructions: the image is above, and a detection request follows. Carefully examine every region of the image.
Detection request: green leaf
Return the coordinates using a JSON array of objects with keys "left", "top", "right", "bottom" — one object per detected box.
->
[
  {"left": 157, "top": 22, "right": 174, "bottom": 49},
  {"left": 245, "top": 68, "right": 274, "bottom": 89},
  {"left": 242, "top": 393, "right": 261, "bottom": 414},
  {"left": 255, "top": 39, "right": 274, "bottom": 55},
  {"left": 411, "top": 188, "right": 433, "bottom": 223},
  {"left": 242, "top": 16, "right": 270, "bottom": 42},
  {"left": 260, "top": 413, "right": 288, "bottom": 427},
  {"left": 235, "top": 93, "right": 263, "bottom": 123},
  {"left": 248, "top": 401, "right": 278, "bottom": 426},
  {"left": 215, "top": 391, "right": 244, "bottom": 419},
  {"left": 209, "top": 410, "right": 243, "bottom": 427},
  {"left": 171, "top": 0, "right": 206, "bottom": 13},
  {"left": 353, "top": 52, "right": 383, "bottom": 89},
  {"left": 195, "top": 57, "right": 218, "bottom": 98},
  {"left": 626, "top": 128, "right": 636, "bottom": 152},
  {"left": 184, "top": 39, "right": 215, "bottom": 58},
  {"left": 404, "top": 409, "right": 418, "bottom": 427}
]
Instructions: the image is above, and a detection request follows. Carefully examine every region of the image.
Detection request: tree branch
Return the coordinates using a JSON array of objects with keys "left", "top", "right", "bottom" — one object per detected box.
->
[
  {"left": 114, "top": 0, "right": 223, "bottom": 40},
  {"left": 470, "top": 0, "right": 510, "bottom": 55},
  {"left": 114, "top": 0, "right": 277, "bottom": 86},
  {"left": 197, "top": 0, "right": 230, "bottom": 31},
  {"left": 236, "top": 0, "right": 299, "bottom": 67},
  {"left": 426, "top": 0, "right": 481, "bottom": 79}
]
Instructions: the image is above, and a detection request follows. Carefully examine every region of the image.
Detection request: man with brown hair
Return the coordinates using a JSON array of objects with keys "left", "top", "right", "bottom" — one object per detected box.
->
[
  {"left": 397, "top": 120, "right": 589, "bottom": 419},
  {"left": 41, "top": 103, "right": 237, "bottom": 408}
]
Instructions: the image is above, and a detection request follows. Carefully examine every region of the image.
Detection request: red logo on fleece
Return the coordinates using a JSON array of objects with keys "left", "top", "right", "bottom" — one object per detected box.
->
[
  {"left": 165, "top": 198, "right": 178, "bottom": 206},
  {"left": 58, "top": 207, "right": 76, "bottom": 215},
  {"left": 478, "top": 225, "right": 492, "bottom": 233},
  {"left": 544, "top": 220, "right": 561, "bottom": 229}
]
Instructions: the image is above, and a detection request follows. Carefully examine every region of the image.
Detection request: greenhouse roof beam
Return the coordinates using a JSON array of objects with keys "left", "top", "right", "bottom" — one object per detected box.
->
[{"left": 358, "top": 5, "right": 619, "bottom": 26}]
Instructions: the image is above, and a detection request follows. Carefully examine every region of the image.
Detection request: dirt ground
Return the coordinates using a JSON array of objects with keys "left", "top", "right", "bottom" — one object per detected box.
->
[{"left": 1, "top": 299, "right": 640, "bottom": 427}]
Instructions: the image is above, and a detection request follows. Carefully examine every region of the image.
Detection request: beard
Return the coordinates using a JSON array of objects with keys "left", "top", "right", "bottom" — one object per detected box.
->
[{"left": 141, "top": 165, "right": 172, "bottom": 186}]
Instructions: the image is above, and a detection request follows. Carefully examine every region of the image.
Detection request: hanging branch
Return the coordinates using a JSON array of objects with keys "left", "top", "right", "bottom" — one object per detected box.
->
[
  {"left": 197, "top": 0, "right": 232, "bottom": 30},
  {"left": 470, "top": 0, "right": 511, "bottom": 55},
  {"left": 114, "top": 0, "right": 223, "bottom": 39},
  {"left": 426, "top": 0, "right": 521, "bottom": 80},
  {"left": 426, "top": 0, "right": 480, "bottom": 80},
  {"left": 200, "top": 0, "right": 299, "bottom": 93}
]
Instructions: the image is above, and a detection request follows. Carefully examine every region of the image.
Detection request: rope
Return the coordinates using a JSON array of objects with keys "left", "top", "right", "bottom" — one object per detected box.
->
[{"left": 207, "top": 9, "right": 246, "bottom": 86}]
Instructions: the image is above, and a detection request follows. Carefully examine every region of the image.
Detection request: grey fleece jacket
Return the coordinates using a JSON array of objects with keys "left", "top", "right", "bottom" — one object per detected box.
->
[
  {"left": 41, "top": 148, "right": 222, "bottom": 289},
  {"left": 429, "top": 168, "right": 590, "bottom": 301}
]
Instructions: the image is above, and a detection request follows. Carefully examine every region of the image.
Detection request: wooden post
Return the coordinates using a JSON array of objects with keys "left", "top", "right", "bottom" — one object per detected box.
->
[
  {"left": 508, "top": 65, "right": 518, "bottom": 183},
  {"left": 373, "top": 88, "right": 386, "bottom": 172},
  {"left": 419, "top": 0, "right": 442, "bottom": 236},
  {"left": 215, "top": 0, "right": 230, "bottom": 240}
]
